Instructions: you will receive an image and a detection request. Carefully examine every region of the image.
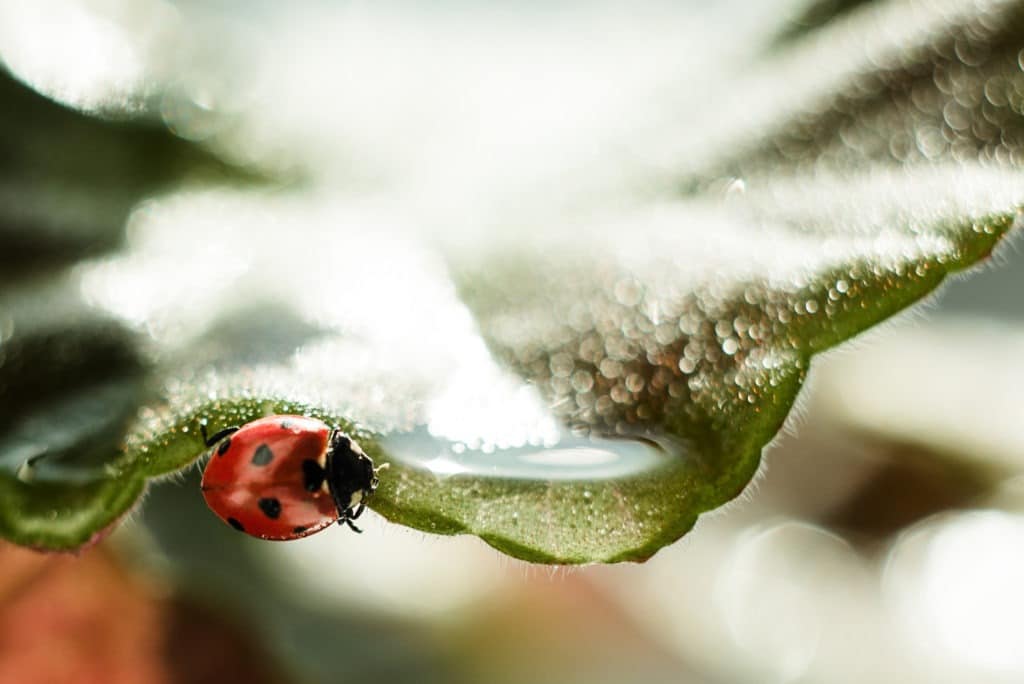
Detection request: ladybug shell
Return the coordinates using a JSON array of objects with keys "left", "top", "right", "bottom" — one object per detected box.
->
[{"left": 201, "top": 415, "right": 338, "bottom": 540}]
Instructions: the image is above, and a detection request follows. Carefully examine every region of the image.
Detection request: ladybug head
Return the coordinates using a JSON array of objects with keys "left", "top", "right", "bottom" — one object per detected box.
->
[{"left": 325, "top": 431, "right": 380, "bottom": 516}]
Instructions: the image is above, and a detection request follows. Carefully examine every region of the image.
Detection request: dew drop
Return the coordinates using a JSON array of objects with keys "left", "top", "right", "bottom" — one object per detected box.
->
[{"left": 571, "top": 370, "right": 594, "bottom": 393}]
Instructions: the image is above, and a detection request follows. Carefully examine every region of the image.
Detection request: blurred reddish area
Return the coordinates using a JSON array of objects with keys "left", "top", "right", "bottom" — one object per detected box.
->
[{"left": 0, "top": 544, "right": 288, "bottom": 684}]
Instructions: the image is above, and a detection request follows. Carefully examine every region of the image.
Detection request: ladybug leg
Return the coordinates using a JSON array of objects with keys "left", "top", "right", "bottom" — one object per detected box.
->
[
  {"left": 200, "top": 424, "right": 239, "bottom": 448},
  {"left": 338, "top": 505, "right": 366, "bottom": 533}
]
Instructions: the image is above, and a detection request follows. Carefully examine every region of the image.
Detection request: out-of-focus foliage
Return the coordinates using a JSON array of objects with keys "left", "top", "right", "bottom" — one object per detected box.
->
[
  {"left": 771, "top": 0, "right": 877, "bottom": 45},
  {"left": 0, "top": 71, "right": 239, "bottom": 280},
  {"left": 0, "top": 542, "right": 291, "bottom": 683},
  {"left": 697, "top": 0, "right": 1024, "bottom": 177},
  {"left": 0, "top": 64, "right": 252, "bottom": 548},
  {"left": 817, "top": 317, "right": 1024, "bottom": 474},
  {"left": 1, "top": 0, "right": 1023, "bottom": 565}
]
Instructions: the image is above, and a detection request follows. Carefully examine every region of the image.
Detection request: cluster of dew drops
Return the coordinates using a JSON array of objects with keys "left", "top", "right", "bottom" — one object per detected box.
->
[
  {"left": 725, "top": 1, "right": 1024, "bottom": 176},
  {"left": 482, "top": 259, "right": 900, "bottom": 438}
]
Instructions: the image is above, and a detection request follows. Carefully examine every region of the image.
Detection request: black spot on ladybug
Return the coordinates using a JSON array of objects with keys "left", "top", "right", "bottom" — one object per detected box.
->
[
  {"left": 280, "top": 419, "right": 293, "bottom": 430},
  {"left": 302, "top": 459, "right": 325, "bottom": 492},
  {"left": 293, "top": 525, "right": 308, "bottom": 534},
  {"left": 259, "top": 497, "right": 282, "bottom": 519},
  {"left": 217, "top": 438, "right": 232, "bottom": 456},
  {"left": 227, "top": 517, "right": 245, "bottom": 531},
  {"left": 251, "top": 444, "right": 274, "bottom": 466}
]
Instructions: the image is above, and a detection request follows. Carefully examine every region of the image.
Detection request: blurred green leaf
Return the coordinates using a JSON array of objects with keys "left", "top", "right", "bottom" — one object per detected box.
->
[
  {"left": 0, "top": 62, "right": 253, "bottom": 546},
  {"left": 682, "top": 0, "right": 1024, "bottom": 186},
  {"left": 0, "top": 281, "right": 151, "bottom": 549},
  {"left": 770, "top": 0, "right": 877, "bottom": 46},
  {"left": 0, "top": 66, "right": 259, "bottom": 547},
  {"left": 0, "top": 69, "right": 247, "bottom": 281}
]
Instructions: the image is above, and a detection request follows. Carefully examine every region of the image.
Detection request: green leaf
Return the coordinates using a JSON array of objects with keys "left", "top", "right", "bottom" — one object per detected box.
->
[
  {"left": 429, "top": 169, "right": 1021, "bottom": 562},
  {"left": 36, "top": 166, "right": 1016, "bottom": 564},
  {"left": 3, "top": 1, "right": 1024, "bottom": 563}
]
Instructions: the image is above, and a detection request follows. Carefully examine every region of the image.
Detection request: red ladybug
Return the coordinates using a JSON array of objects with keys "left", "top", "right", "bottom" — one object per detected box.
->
[{"left": 200, "top": 415, "right": 385, "bottom": 539}]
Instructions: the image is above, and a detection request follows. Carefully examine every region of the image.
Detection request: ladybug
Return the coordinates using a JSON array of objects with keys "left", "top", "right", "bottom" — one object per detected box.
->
[{"left": 199, "top": 415, "right": 386, "bottom": 539}]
